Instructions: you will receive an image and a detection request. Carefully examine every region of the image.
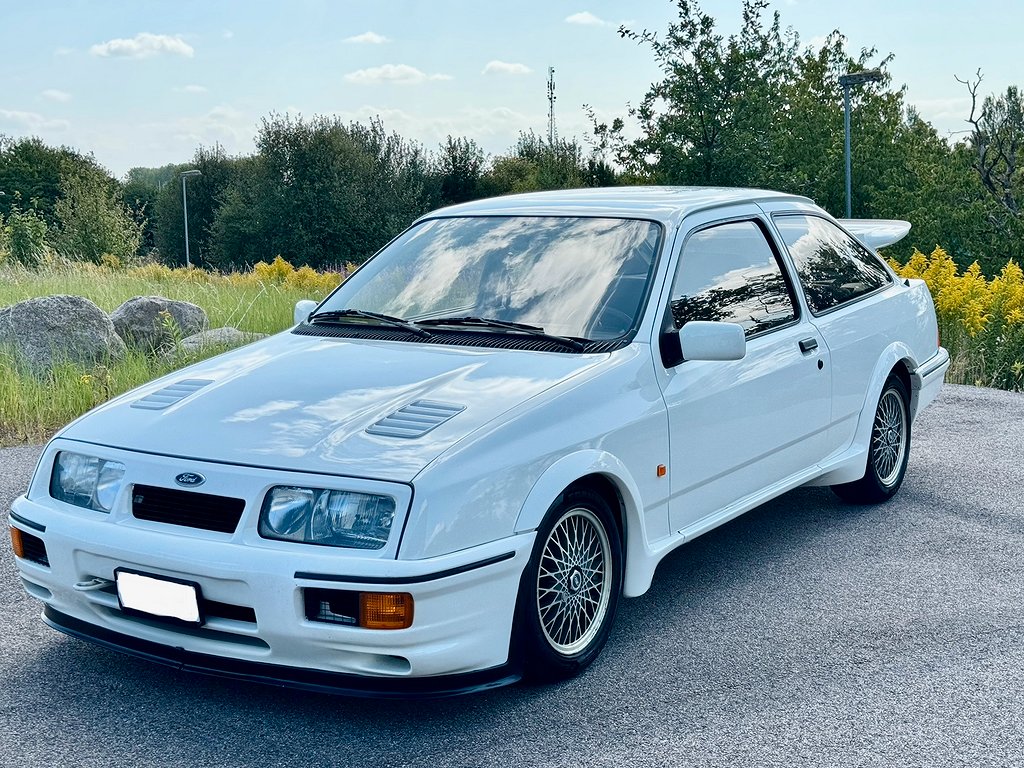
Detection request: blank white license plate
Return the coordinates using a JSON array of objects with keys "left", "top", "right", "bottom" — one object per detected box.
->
[{"left": 116, "top": 570, "right": 201, "bottom": 624}]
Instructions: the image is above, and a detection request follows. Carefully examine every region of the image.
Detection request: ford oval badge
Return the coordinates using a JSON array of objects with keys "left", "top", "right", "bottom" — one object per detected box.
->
[{"left": 175, "top": 472, "right": 206, "bottom": 488}]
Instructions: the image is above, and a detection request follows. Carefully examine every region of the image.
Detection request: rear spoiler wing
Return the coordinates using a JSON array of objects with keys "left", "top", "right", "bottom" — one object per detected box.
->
[{"left": 839, "top": 219, "right": 911, "bottom": 249}]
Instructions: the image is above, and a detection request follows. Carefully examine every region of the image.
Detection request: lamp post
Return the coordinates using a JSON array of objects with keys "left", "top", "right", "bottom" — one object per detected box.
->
[
  {"left": 838, "top": 69, "right": 883, "bottom": 218},
  {"left": 180, "top": 169, "right": 202, "bottom": 267}
]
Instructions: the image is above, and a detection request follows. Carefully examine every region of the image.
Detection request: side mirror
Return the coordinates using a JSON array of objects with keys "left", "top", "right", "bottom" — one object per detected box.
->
[
  {"left": 679, "top": 321, "right": 746, "bottom": 361},
  {"left": 294, "top": 299, "right": 318, "bottom": 325}
]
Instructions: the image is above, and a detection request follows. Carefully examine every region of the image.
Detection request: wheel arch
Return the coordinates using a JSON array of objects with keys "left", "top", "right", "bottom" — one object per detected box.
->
[{"left": 514, "top": 450, "right": 654, "bottom": 599}]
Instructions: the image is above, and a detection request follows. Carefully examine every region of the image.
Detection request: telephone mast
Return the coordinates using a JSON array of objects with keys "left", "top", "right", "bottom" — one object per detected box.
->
[{"left": 547, "top": 67, "right": 557, "bottom": 144}]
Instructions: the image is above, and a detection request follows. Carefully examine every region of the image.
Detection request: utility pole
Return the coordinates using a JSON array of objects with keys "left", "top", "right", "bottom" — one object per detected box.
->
[
  {"left": 547, "top": 67, "right": 557, "bottom": 145},
  {"left": 180, "top": 169, "right": 202, "bottom": 268},
  {"left": 839, "top": 69, "right": 883, "bottom": 218}
]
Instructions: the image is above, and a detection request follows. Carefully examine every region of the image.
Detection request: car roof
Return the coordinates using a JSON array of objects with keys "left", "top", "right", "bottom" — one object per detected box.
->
[{"left": 421, "top": 186, "right": 815, "bottom": 229}]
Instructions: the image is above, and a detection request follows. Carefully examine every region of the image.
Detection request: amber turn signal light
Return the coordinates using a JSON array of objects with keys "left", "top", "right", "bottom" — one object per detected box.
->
[
  {"left": 10, "top": 527, "right": 25, "bottom": 559},
  {"left": 359, "top": 592, "right": 414, "bottom": 630}
]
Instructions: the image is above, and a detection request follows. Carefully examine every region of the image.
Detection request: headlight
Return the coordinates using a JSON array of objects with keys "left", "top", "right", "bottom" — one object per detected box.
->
[
  {"left": 258, "top": 486, "right": 396, "bottom": 550},
  {"left": 50, "top": 451, "right": 126, "bottom": 513}
]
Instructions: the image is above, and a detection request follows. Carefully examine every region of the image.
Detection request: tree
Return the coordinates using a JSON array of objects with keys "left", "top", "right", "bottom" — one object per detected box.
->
[
  {"left": 153, "top": 145, "right": 242, "bottom": 267},
  {"left": 208, "top": 115, "right": 436, "bottom": 269},
  {"left": 123, "top": 163, "right": 178, "bottom": 252},
  {"left": 436, "top": 136, "right": 486, "bottom": 206},
  {"left": 483, "top": 132, "right": 613, "bottom": 195},
  {"left": 52, "top": 171, "right": 142, "bottom": 263},
  {"left": 590, "top": 0, "right": 797, "bottom": 185},
  {"left": 0, "top": 136, "right": 118, "bottom": 227}
]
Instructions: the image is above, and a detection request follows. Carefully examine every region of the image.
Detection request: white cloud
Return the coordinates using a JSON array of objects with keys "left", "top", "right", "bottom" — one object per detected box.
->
[
  {"left": 344, "top": 64, "right": 452, "bottom": 85},
  {"left": 175, "top": 84, "right": 209, "bottom": 94},
  {"left": 223, "top": 30, "right": 234, "bottom": 39},
  {"left": 344, "top": 31, "right": 390, "bottom": 44},
  {"left": 90, "top": 33, "right": 194, "bottom": 59},
  {"left": 165, "top": 105, "right": 251, "bottom": 147},
  {"left": 41, "top": 89, "right": 72, "bottom": 103},
  {"left": 482, "top": 60, "right": 532, "bottom": 76},
  {"left": 330, "top": 104, "right": 533, "bottom": 144},
  {"left": 565, "top": 11, "right": 611, "bottom": 27},
  {"left": 0, "top": 109, "right": 70, "bottom": 132}
]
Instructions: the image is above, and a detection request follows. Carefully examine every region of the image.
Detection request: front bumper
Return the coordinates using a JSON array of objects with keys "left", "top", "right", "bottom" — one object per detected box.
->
[
  {"left": 42, "top": 606, "right": 521, "bottom": 698},
  {"left": 10, "top": 479, "right": 535, "bottom": 696}
]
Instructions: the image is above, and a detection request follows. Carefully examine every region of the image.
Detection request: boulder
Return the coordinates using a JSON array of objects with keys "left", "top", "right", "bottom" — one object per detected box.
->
[
  {"left": 111, "top": 296, "right": 207, "bottom": 350},
  {"left": 173, "top": 327, "right": 268, "bottom": 357},
  {"left": 0, "top": 295, "right": 127, "bottom": 374}
]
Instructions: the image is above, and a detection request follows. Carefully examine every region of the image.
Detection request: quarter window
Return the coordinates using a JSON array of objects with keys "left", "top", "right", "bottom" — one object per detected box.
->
[
  {"left": 669, "top": 220, "right": 797, "bottom": 337},
  {"left": 773, "top": 214, "right": 892, "bottom": 314}
]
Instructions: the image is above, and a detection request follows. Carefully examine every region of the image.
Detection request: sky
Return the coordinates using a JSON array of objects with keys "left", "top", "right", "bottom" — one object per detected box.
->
[{"left": 1, "top": 0, "right": 1020, "bottom": 179}]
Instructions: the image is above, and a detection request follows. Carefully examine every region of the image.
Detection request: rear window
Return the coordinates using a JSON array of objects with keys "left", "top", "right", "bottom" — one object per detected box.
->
[{"left": 773, "top": 214, "right": 892, "bottom": 314}]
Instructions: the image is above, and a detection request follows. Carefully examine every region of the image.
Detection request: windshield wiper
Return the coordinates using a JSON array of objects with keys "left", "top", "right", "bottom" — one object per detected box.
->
[
  {"left": 310, "top": 309, "right": 432, "bottom": 338},
  {"left": 417, "top": 316, "right": 586, "bottom": 351}
]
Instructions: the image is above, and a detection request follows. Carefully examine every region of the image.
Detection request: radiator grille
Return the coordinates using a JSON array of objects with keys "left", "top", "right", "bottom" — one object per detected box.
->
[{"left": 132, "top": 484, "right": 245, "bottom": 534}]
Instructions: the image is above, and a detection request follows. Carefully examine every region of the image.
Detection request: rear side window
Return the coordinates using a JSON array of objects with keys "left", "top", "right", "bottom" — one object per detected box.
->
[
  {"left": 669, "top": 220, "right": 797, "bottom": 338},
  {"left": 773, "top": 214, "right": 892, "bottom": 314}
]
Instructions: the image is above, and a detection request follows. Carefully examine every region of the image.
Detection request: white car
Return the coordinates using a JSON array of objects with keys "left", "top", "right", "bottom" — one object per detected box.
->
[{"left": 9, "top": 187, "right": 949, "bottom": 696}]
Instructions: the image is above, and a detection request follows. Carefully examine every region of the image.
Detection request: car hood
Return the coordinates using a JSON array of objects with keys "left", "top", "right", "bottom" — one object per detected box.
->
[{"left": 60, "top": 332, "right": 604, "bottom": 482}]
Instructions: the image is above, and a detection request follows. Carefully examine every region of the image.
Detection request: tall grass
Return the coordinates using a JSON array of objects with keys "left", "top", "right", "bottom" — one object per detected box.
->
[{"left": 0, "top": 257, "right": 346, "bottom": 444}]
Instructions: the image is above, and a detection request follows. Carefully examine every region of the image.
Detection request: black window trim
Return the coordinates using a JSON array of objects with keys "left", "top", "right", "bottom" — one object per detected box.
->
[{"left": 770, "top": 212, "right": 895, "bottom": 318}]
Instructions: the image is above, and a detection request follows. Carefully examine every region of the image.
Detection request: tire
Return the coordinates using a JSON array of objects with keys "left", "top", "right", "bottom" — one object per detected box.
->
[
  {"left": 832, "top": 373, "right": 911, "bottom": 504},
  {"left": 514, "top": 488, "right": 623, "bottom": 683}
]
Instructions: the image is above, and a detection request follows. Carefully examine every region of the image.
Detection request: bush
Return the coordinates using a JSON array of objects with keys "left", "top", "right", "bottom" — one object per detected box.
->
[
  {"left": 892, "top": 247, "right": 1024, "bottom": 390},
  {"left": 1, "top": 205, "right": 49, "bottom": 267}
]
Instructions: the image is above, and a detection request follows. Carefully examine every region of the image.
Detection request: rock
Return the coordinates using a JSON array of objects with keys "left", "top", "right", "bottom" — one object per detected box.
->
[
  {"left": 111, "top": 296, "right": 207, "bottom": 350},
  {"left": 0, "top": 295, "right": 127, "bottom": 374},
  {"left": 173, "top": 327, "right": 267, "bottom": 357}
]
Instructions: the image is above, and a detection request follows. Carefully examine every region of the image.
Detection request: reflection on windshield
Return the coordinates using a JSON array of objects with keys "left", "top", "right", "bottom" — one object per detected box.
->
[{"left": 321, "top": 217, "right": 661, "bottom": 340}]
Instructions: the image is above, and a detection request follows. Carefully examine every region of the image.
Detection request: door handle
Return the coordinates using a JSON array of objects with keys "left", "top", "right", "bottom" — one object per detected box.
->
[{"left": 799, "top": 337, "right": 818, "bottom": 353}]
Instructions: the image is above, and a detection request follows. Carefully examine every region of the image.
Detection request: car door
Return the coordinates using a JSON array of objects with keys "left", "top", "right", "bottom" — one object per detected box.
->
[
  {"left": 768, "top": 212, "right": 898, "bottom": 454},
  {"left": 657, "top": 212, "right": 831, "bottom": 534}
]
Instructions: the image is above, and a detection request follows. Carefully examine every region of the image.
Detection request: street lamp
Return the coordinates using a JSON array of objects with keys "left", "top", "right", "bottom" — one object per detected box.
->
[
  {"left": 180, "top": 169, "right": 202, "bottom": 268},
  {"left": 839, "top": 68, "right": 883, "bottom": 218}
]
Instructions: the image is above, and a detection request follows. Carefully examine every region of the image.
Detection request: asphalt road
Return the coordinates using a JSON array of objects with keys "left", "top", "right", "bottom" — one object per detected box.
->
[{"left": 2, "top": 384, "right": 1023, "bottom": 768}]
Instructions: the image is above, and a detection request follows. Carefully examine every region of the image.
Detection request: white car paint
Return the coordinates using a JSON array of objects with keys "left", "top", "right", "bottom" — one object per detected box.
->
[{"left": 8, "top": 187, "right": 949, "bottom": 694}]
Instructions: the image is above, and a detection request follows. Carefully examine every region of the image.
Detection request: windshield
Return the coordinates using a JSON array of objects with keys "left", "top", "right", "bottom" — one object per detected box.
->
[{"left": 319, "top": 216, "right": 662, "bottom": 340}]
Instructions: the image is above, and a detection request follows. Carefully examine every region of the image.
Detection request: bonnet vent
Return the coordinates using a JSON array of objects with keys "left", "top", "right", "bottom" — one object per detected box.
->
[
  {"left": 131, "top": 379, "right": 214, "bottom": 411},
  {"left": 366, "top": 400, "right": 465, "bottom": 439}
]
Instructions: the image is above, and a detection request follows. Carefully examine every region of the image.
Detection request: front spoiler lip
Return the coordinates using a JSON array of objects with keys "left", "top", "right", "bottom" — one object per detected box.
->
[{"left": 43, "top": 606, "right": 522, "bottom": 699}]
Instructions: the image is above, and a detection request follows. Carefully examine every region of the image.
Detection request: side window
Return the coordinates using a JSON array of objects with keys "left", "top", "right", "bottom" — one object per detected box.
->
[
  {"left": 669, "top": 220, "right": 797, "bottom": 337},
  {"left": 773, "top": 214, "right": 893, "bottom": 314}
]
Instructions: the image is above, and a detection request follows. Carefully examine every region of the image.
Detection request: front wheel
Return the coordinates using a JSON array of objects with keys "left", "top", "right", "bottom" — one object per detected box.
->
[
  {"left": 832, "top": 373, "right": 911, "bottom": 504},
  {"left": 514, "top": 489, "right": 623, "bottom": 682}
]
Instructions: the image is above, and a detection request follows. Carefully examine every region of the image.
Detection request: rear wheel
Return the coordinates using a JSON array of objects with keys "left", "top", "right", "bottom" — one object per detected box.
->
[
  {"left": 515, "top": 488, "right": 622, "bottom": 682},
  {"left": 832, "top": 373, "right": 911, "bottom": 504}
]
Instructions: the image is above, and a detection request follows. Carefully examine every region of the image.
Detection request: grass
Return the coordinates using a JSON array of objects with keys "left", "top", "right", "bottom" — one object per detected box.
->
[{"left": 0, "top": 258, "right": 344, "bottom": 445}]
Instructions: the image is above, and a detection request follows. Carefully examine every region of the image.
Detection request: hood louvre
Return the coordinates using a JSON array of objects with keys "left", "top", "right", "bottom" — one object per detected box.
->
[
  {"left": 366, "top": 400, "right": 465, "bottom": 439},
  {"left": 131, "top": 379, "right": 214, "bottom": 410}
]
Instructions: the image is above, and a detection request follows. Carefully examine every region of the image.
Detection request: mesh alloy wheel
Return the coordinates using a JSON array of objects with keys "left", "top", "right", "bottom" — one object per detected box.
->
[
  {"left": 535, "top": 507, "right": 613, "bottom": 656},
  {"left": 872, "top": 386, "right": 908, "bottom": 488}
]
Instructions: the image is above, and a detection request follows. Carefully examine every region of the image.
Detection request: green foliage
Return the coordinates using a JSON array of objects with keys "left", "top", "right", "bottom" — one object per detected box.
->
[
  {"left": 483, "top": 132, "right": 612, "bottom": 195},
  {"left": 52, "top": 171, "right": 142, "bottom": 263},
  {"left": 0, "top": 136, "right": 118, "bottom": 227},
  {"left": 153, "top": 146, "right": 245, "bottom": 267},
  {"left": 436, "top": 136, "right": 486, "bottom": 205},
  {"left": 123, "top": 163, "right": 179, "bottom": 251},
  {"left": 208, "top": 115, "right": 436, "bottom": 269},
  {"left": 1, "top": 203, "right": 49, "bottom": 267}
]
